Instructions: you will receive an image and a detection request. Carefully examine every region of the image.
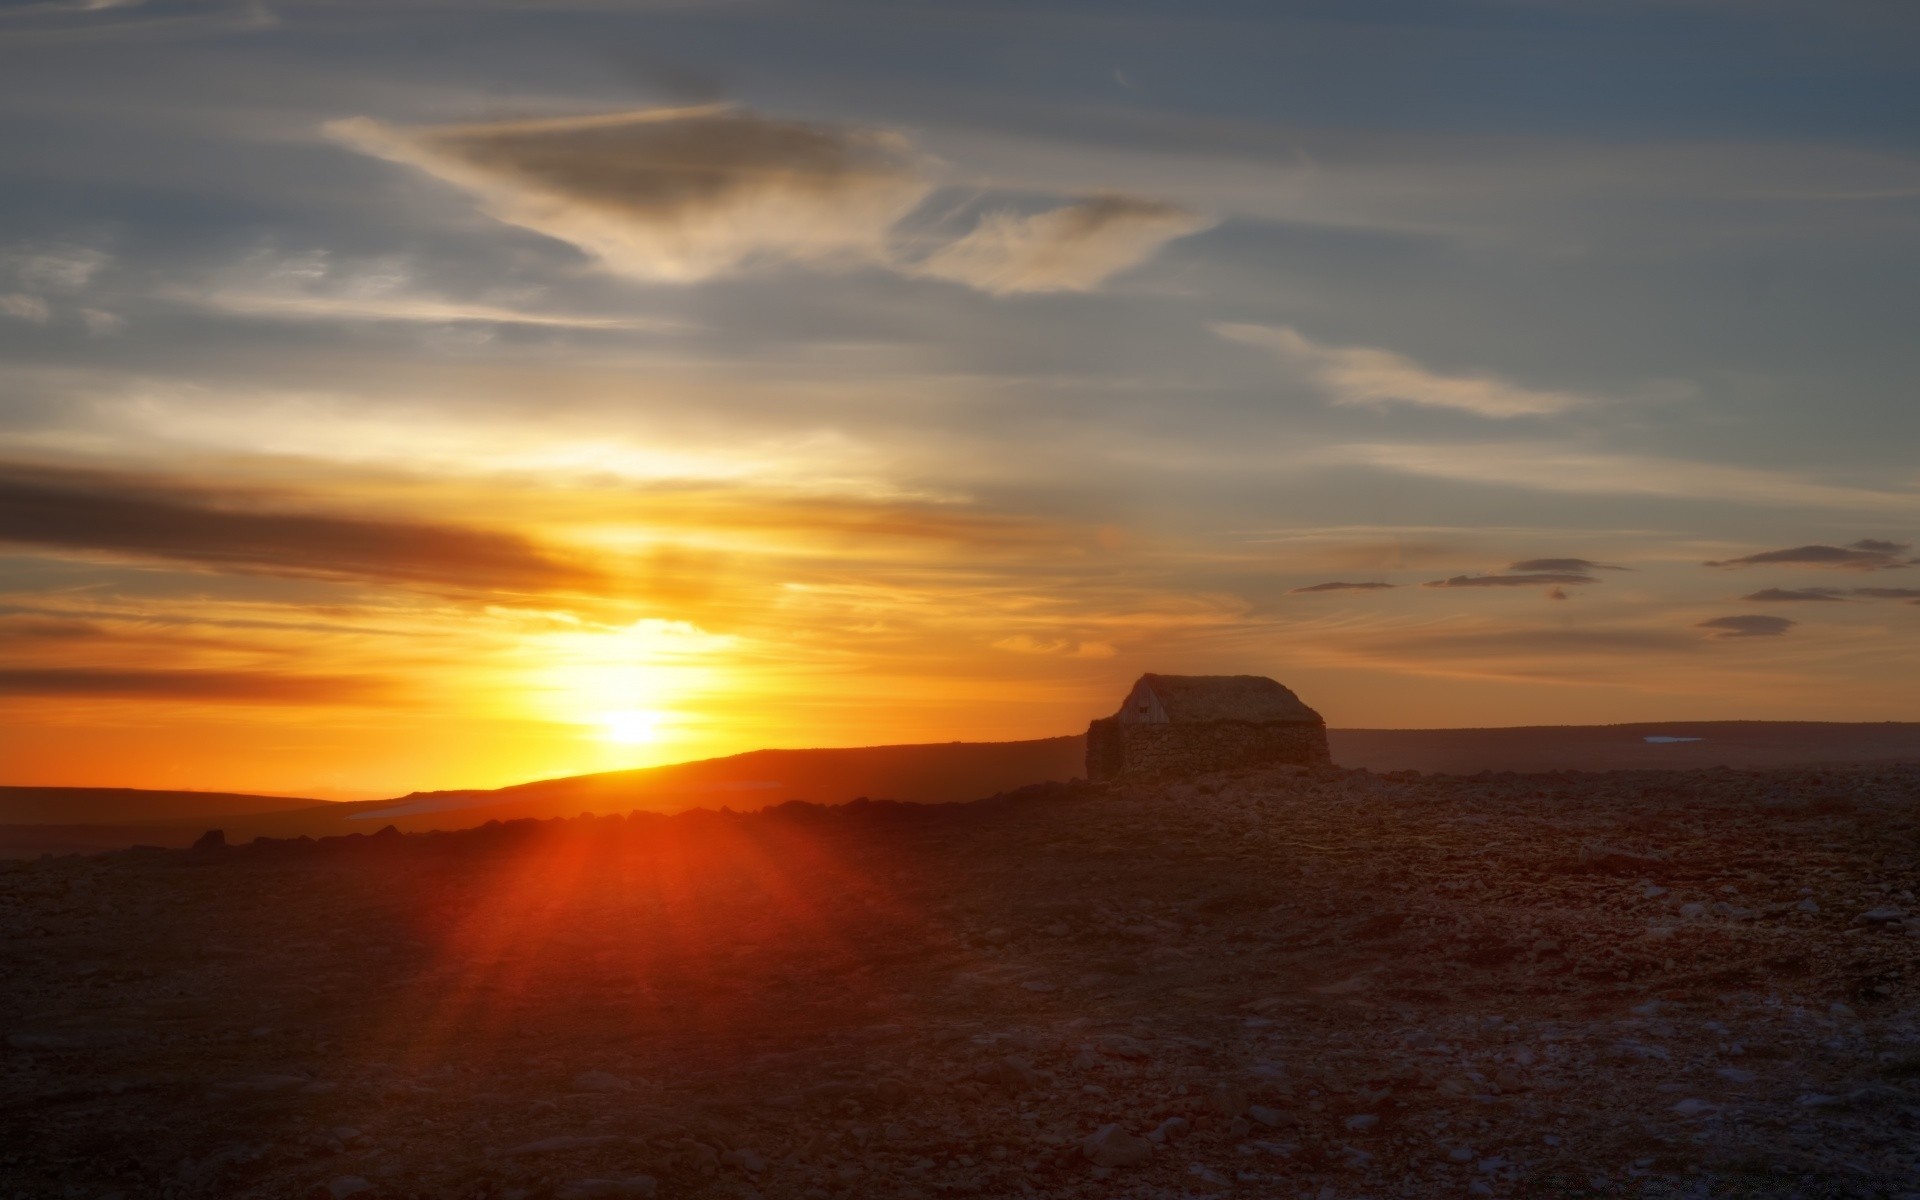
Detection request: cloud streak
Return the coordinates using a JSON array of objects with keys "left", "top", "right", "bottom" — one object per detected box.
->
[
  {"left": 1335, "top": 444, "right": 1920, "bottom": 512},
  {"left": 1287, "top": 580, "right": 1397, "bottom": 594},
  {"left": 0, "top": 667, "right": 386, "bottom": 704},
  {"left": 913, "top": 195, "right": 1211, "bottom": 294},
  {"left": 0, "top": 461, "right": 604, "bottom": 596},
  {"left": 1218, "top": 325, "right": 1583, "bottom": 417},
  {"left": 1705, "top": 539, "right": 1914, "bottom": 571},
  {"left": 1697, "top": 614, "right": 1796, "bottom": 639},
  {"left": 1423, "top": 572, "right": 1600, "bottom": 589}
]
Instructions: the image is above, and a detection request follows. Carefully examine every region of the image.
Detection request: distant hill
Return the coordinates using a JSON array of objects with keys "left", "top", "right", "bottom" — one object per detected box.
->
[
  {"left": 0, "top": 737, "right": 1086, "bottom": 856},
  {"left": 5, "top": 722, "right": 1918, "bottom": 858},
  {"left": 0, "top": 786, "right": 323, "bottom": 826}
]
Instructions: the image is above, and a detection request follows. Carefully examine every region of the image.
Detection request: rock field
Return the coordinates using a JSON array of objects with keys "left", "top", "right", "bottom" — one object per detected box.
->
[{"left": 4, "top": 762, "right": 1920, "bottom": 1199}]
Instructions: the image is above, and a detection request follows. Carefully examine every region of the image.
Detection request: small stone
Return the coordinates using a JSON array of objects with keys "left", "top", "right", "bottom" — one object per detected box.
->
[
  {"left": 1206, "top": 1082, "right": 1249, "bottom": 1117},
  {"left": 1188, "top": 1162, "right": 1232, "bottom": 1186},
  {"left": 1098, "top": 1034, "right": 1153, "bottom": 1060},
  {"left": 1343, "top": 1113, "right": 1378, "bottom": 1132},
  {"left": 325, "top": 1178, "right": 374, "bottom": 1200},
  {"left": 1147, "top": 1116, "right": 1190, "bottom": 1143},
  {"left": 722, "top": 1148, "right": 767, "bottom": 1174},
  {"left": 1796, "top": 897, "right": 1819, "bottom": 913},
  {"left": 1671, "top": 1098, "right": 1715, "bottom": 1117},
  {"left": 1856, "top": 907, "right": 1905, "bottom": 925},
  {"left": 990, "top": 1057, "right": 1041, "bottom": 1092},
  {"left": 1248, "top": 1105, "right": 1286, "bottom": 1127},
  {"left": 1080, "top": 1123, "right": 1151, "bottom": 1168},
  {"left": 1448, "top": 1147, "right": 1474, "bottom": 1163},
  {"left": 571, "top": 1070, "right": 633, "bottom": 1093}
]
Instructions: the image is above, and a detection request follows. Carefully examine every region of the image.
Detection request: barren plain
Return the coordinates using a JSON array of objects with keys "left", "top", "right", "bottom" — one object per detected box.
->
[{"left": 5, "top": 762, "right": 1920, "bottom": 1199}]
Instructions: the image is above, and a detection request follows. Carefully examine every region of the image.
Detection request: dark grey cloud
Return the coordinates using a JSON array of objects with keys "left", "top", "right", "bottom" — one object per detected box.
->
[
  {"left": 1507, "top": 557, "right": 1627, "bottom": 573},
  {"left": 1423, "top": 572, "right": 1599, "bottom": 589},
  {"left": 1705, "top": 539, "right": 1914, "bottom": 571},
  {"left": 1852, "top": 587, "right": 1920, "bottom": 601},
  {"left": 0, "top": 667, "right": 386, "bottom": 703},
  {"left": 1286, "top": 580, "right": 1396, "bottom": 594},
  {"left": 1697, "top": 614, "right": 1796, "bottom": 639},
  {"left": 1742, "top": 587, "right": 1846, "bottom": 602},
  {"left": 0, "top": 461, "right": 605, "bottom": 596}
]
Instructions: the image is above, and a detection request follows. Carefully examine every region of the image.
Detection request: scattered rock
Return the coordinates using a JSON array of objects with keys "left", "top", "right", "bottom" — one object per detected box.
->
[{"left": 1080, "top": 1123, "right": 1152, "bottom": 1168}]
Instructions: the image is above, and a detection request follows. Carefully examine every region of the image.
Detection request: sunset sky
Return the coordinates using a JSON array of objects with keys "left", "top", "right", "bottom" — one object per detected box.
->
[{"left": 2, "top": 0, "right": 1917, "bottom": 798}]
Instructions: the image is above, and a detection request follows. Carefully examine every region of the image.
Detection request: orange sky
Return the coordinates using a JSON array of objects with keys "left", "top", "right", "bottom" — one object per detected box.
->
[{"left": 3, "top": 6, "right": 1918, "bottom": 798}]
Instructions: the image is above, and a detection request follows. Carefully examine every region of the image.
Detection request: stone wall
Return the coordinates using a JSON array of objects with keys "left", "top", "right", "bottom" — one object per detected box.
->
[
  {"left": 1085, "top": 719, "right": 1329, "bottom": 781},
  {"left": 1085, "top": 717, "right": 1126, "bottom": 781}
]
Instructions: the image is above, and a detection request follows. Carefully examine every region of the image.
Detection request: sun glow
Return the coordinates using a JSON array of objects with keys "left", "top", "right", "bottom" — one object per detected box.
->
[{"left": 600, "top": 708, "right": 665, "bottom": 745}]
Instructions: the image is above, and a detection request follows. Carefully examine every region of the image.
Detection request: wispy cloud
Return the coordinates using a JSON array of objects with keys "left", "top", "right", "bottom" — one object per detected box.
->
[
  {"left": 1217, "top": 325, "right": 1583, "bottom": 418},
  {"left": 0, "top": 293, "right": 51, "bottom": 322},
  {"left": 0, "top": 460, "right": 605, "bottom": 597},
  {"left": 1742, "top": 587, "right": 1847, "bottom": 602},
  {"left": 1705, "top": 539, "right": 1914, "bottom": 570},
  {"left": 1286, "top": 580, "right": 1397, "bottom": 594},
  {"left": 1508, "top": 557, "right": 1627, "bottom": 572},
  {"left": 185, "top": 289, "right": 691, "bottom": 333},
  {"left": 1697, "top": 614, "right": 1796, "bottom": 639},
  {"left": 0, "top": 666, "right": 387, "bottom": 704},
  {"left": 1335, "top": 444, "right": 1920, "bottom": 512},
  {"left": 329, "top": 106, "right": 933, "bottom": 284},
  {"left": 913, "top": 195, "right": 1210, "bottom": 294},
  {"left": 1423, "top": 572, "right": 1600, "bottom": 589},
  {"left": 1743, "top": 586, "right": 1920, "bottom": 603}
]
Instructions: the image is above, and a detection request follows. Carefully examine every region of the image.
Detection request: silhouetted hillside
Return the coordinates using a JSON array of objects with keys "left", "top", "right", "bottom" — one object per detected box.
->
[{"left": 7, "top": 722, "right": 1918, "bottom": 858}]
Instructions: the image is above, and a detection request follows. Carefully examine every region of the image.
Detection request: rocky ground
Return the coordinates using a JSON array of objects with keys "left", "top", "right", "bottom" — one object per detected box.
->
[{"left": 4, "top": 763, "right": 1920, "bottom": 1199}]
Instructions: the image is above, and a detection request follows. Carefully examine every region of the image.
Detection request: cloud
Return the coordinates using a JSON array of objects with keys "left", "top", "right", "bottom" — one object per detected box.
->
[
  {"left": 912, "top": 195, "right": 1211, "bottom": 294},
  {"left": 0, "top": 461, "right": 604, "bottom": 596},
  {"left": 1697, "top": 614, "right": 1796, "bottom": 639},
  {"left": 0, "top": 667, "right": 386, "bottom": 704},
  {"left": 1545, "top": 587, "right": 1570, "bottom": 601},
  {"left": 1507, "top": 557, "right": 1626, "bottom": 572},
  {"left": 1742, "top": 587, "right": 1847, "bottom": 602},
  {"left": 1217, "top": 325, "right": 1581, "bottom": 418},
  {"left": 185, "top": 289, "right": 690, "bottom": 333},
  {"left": 1852, "top": 587, "right": 1920, "bottom": 601},
  {"left": 1705, "top": 540, "right": 1915, "bottom": 571},
  {"left": 1423, "top": 572, "right": 1600, "bottom": 588},
  {"left": 0, "top": 293, "right": 51, "bottom": 322},
  {"left": 1287, "top": 580, "right": 1397, "bottom": 594},
  {"left": 328, "top": 106, "right": 934, "bottom": 283},
  {"left": 1334, "top": 444, "right": 1920, "bottom": 512},
  {"left": 4, "top": 242, "right": 110, "bottom": 290}
]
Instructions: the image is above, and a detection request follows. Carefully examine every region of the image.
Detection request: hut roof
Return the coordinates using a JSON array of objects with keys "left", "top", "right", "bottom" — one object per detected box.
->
[{"left": 1132, "top": 673, "right": 1323, "bottom": 725}]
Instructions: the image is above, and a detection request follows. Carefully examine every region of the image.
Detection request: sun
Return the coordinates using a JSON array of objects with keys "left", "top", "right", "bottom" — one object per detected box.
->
[{"left": 599, "top": 709, "right": 664, "bottom": 745}]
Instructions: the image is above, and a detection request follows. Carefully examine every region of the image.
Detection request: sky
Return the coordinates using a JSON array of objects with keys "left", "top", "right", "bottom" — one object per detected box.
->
[{"left": 1, "top": 0, "right": 1917, "bottom": 798}]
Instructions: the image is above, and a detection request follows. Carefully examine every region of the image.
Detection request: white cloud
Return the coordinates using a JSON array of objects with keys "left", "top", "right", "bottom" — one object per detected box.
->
[
  {"left": 328, "top": 106, "right": 934, "bottom": 284},
  {"left": 913, "top": 195, "right": 1211, "bottom": 294},
  {"left": 1218, "top": 324, "right": 1581, "bottom": 417}
]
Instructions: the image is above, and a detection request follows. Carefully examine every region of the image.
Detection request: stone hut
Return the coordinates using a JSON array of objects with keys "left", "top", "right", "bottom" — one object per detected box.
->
[{"left": 1085, "top": 673, "right": 1329, "bottom": 781}]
